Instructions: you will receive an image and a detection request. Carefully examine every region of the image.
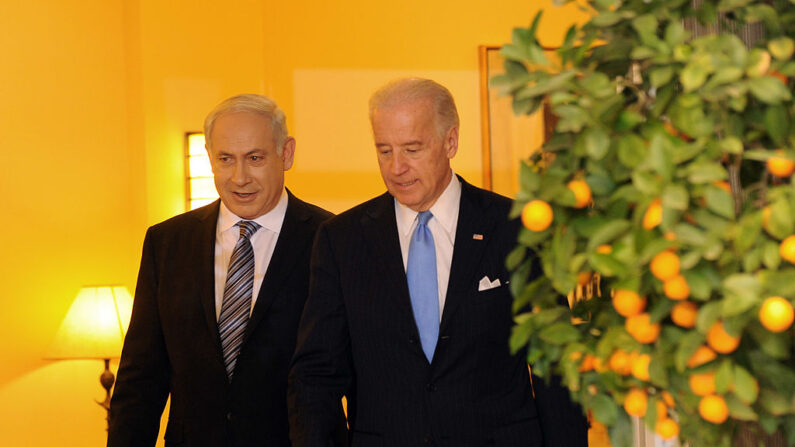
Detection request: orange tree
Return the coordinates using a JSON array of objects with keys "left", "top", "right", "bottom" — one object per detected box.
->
[{"left": 498, "top": 0, "right": 795, "bottom": 446}]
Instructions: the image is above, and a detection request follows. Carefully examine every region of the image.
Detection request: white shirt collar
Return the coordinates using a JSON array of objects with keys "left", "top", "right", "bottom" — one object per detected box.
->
[
  {"left": 395, "top": 172, "right": 461, "bottom": 236},
  {"left": 218, "top": 188, "right": 289, "bottom": 235}
]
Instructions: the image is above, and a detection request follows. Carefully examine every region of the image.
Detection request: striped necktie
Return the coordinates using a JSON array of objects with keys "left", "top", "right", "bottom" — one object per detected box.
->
[
  {"left": 219, "top": 220, "right": 260, "bottom": 379},
  {"left": 406, "top": 210, "right": 440, "bottom": 361}
]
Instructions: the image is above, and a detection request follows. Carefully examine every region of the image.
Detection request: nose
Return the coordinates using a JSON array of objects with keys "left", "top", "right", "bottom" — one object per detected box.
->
[
  {"left": 391, "top": 151, "right": 408, "bottom": 176},
  {"left": 231, "top": 160, "right": 249, "bottom": 185}
]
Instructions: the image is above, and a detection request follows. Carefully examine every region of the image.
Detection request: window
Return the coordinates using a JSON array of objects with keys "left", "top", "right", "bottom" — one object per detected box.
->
[{"left": 185, "top": 132, "right": 219, "bottom": 210}]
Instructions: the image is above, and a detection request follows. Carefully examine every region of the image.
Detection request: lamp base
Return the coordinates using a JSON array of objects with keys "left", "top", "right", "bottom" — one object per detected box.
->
[{"left": 95, "top": 358, "right": 114, "bottom": 431}]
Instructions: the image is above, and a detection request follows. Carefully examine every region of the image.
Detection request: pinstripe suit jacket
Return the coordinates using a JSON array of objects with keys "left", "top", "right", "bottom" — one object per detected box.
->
[
  {"left": 288, "top": 178, "right": 588, "bottom": 447},
  {"left": 108, "top": 191, "right": 345, "bottom": 447}
]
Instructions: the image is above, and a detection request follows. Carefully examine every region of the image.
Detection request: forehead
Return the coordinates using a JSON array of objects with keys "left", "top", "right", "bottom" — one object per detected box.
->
[
  {"left": 372, "top": 99, "right": 436, "bottom": 134},
  {"left": 211, "top": 112, "right": 273, "bottom": 146}
]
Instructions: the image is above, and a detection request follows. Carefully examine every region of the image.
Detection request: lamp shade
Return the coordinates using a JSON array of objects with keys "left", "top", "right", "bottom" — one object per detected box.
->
[{"left": 46, "top": 285, "right": 133, "bottom": 360}]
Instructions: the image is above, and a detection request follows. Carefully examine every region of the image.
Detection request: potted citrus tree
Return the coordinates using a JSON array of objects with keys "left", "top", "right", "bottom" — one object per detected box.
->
[{"left": 496, "top": 0, "right": 794, "bottom": 446}]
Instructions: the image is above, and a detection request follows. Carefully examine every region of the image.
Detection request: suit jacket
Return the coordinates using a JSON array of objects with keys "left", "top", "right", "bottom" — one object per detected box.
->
[
  {"left": 288, "top": 177, "right": 588, "bottom": 447},
  {"left": 108, "top": 191, "right": 344, "bottom": 447}
]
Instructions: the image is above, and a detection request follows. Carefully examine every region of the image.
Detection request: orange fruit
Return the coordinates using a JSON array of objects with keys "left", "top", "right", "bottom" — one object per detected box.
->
[
  {"left": 643, "top": 199, "right": 663, "bottom": 230},
  {"left": 664, "top": 231, "right": 677, "bottom": 241},
  {"left": 687, "top": 345, "right": 718, "bottom": 368},
  {"left": 780, "top": 236, "right": 795, "bottom": 264},
  {"left": 568, "top": 180, "right": 593, "bottom": 208},
  {"left": 613, "top": 290, "right": 646, "bottom": 317},
  {"left": 661, "top": 391, "right": 675, "bottom": 407},
  {"left": 650, "top": 250, "right": 680, "bottom": 281},
  {"left": 707, "top": 321, "right": 741, "bottom": 354},
  {"left": 596, "top": 244, "right": 612, "bottom": 254},
  {"left": 663, "top": 274, "right": 690, "bottom": 300},
  {"left": 759, "top": 296, "right": 795, "bottom": 333},
  {"left": 630, "top": 353, "right": 651, "bottom": 381},
  {"left": 521, "top": 200, "right": 553, "bottom": 232},
  {"left": 671, "top": 301, "right": 698, "bottom": 328},
  {"left": 770, "top": 69, "right": 788, "bottom": 84},
  {"left": 713, "top": 181, "right": 731, "bottom": 193},
  {"left": 767, "top": 152, "right": 795, "bottom": 178},
  {"left": 624, "top": 388, "right": 648, "bottom": 417},
  {"left": 577, "top": 271, "right": 593, "bottom": 286},
  {"left": 626, "top": 313, "right": 661, "bottom": 344},
  {"left": 762, "top": 207, "right": 771, "bottom": 230},
  {"left": 689, "top": 371, "right": 717, "bottom": 396},
  {"left": 655, "top": 418, "right": 680, "bottom": 440},
  {"left": 579, "top": 354, "right": 596, "bottom": 372},
  {"left": 609, "top": 350, "right": 632, "bottom": 375},
  {"left": 699, "top": 395, "right": 729, "bottom": 424},
  {"left": 593, "top": 356, "right": 606, "bottom": 372},
  {"left": 654, "top": 400, "right": 668, "bottom": 421}
]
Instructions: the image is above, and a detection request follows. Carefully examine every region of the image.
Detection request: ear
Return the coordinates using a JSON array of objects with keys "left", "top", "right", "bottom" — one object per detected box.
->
[
  {"left": 444, "top": 126, "right": 459, "bottom": 160},
  {"left": 281, "top": 137, "right": 296, "bottom": 171}
]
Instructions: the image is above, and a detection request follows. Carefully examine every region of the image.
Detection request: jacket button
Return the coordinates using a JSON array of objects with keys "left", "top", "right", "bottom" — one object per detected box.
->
[
  {"left": 226, "top": 412, "right": 233, "bottom": 421},
  {"left": 424, "top": 434, "right": 434, "bottom": 444},
  {"left": 426, "top": 383, "right": 437, "bottom": 392},
  {"left": 409, "top": 336, "right": 417, "bottom": 344}
]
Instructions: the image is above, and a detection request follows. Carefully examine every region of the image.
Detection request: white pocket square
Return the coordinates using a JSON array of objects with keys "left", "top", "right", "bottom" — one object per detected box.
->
[{"left": 478, "top": 275, "right": 502, "bottom": 291}]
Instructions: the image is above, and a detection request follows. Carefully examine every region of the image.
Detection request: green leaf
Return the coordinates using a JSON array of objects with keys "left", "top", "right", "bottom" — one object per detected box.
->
[
  {"left": 762, "top": 239, "right": 781, "bottom": 270},
  {"left": 614, "top": 110, "right": 644, "bottom": 131},
  {"left": 510, "top": 318, "right": 533, "bottom": 354},
  {"left": 506, "top": 246, "right": 527, "bottom": 271},
  {"left": 696, "top": 301, "right": 722, "bottom": 333},
  {"left": 733, "top": 365, "right": 759, "bottom": 405},
  {"left": 681, "top": 62, "right": 710, "bottom": 92},
  {"left": 675, "top": 331, "right": 705, "bottom": 372},
  {"left": 684, "top": 269, "right": 713, "bottom": 300},
  {"left": 726, "top": 394, "right": 758, "bottom": 421},
  {"left": 664, "top": 21, "right": 687, "bottom": 46},
  {"left": 515, "top": 71, "right": 578, "bottom": 100},
  {"left": 582, "top": 127, "right": 610, "bottom": 160},
  {"left": 767, "top": 199, "right": 794, "bottom": 240},
  {"left": 705, "top": 187, "right": 735, "bottom": 220},
  {"left": 538, "top": 322, "right": 581, "bottom": 344},
  {"left": 715, "top": 358, "right": 733, "bottom": 394},
  {"left": 607, "top": 409, "right": 632, "bottom": 447},
  {"left": 649, "top": 353, "right": 668, "bottom": 388},
  {"left": 616, "top": 134, "right": 647, "bottom": 168},
  {"left": 632, "top": 172, "right": 662, "bottom": 195},
  {"left": 734, "top": 212, "right": 762, "bottom": 255},
  {"left": 519, "top": 162, "right": 541, "bottom": 193},
  {"left": 587, "top": 220, "right": 631, "bottom": 250},
  {"left": 650, "top": 66, "right": 674, "bottom": 87},
  {"left": 747, "top": 324, "right": 791, "bottom": 360},
  {"left": 719, "top": 137, "right": 743, "bottom": 155},
  {"left": 591, "top": 393, "right": 619, "bottom": 426},
  {"left": 588, "top": 253, "right": 629, "bottom": 277},
  {"left": 748, "top": 77, "right": 792, "bottom": 104},
  {"left": 687, "top": 162, "right": 727, "bottom": 183},
  {"left": 585, "top": 173, "right": 615, "bottom": 196},
  {"left": 768, "top": 37, "right": 795, "bottom": 60},
  {"left": 764, "top": 105, "right": 790, "bottom": 147},
  {"left": 760, "top": 389, "right": 792, "bottom": 416},
  {"left": 662, "top": 184, "right": 689, "bottom": 210}
]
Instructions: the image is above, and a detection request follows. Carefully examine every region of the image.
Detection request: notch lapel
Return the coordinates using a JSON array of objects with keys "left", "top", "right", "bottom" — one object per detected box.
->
[
  {"left": 244, "top": 191, "right": 313, "bottom": 341},
  {"left": 359, "top": 193, "right": 417, "bottom": 326},
  {"left": 194, "top": 201, "right": 226, "bottom": 361},
  {"left": 439, "top": 180, "right": 495, "bottom": 334}
]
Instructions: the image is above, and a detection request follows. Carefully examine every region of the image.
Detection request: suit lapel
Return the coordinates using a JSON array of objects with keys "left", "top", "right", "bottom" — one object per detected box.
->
[
  {"left": 439, "top": 179, "right": 495, "bottom": 334},
  {"left": 244, "top": 191, "right": 313, "bottom": 341},
  {"left": 195, "top": 200, "right": 225, "bottom": 359},
  {"left": 360, "top": 193, "right": 416, "bottom": 325}
]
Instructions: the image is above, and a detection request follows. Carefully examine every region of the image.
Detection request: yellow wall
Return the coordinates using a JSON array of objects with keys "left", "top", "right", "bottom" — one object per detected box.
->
[{"left": 0, "top": 0, "right": 586, "bottom": 445}]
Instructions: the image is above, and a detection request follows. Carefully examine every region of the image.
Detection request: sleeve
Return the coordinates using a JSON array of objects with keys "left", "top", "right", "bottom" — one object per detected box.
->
[
  {"left": 107, "top": 227, "right": 170, "bottom": 447},
  {"left": 288, "top": 223, "right": 353, "bottom": 447}
]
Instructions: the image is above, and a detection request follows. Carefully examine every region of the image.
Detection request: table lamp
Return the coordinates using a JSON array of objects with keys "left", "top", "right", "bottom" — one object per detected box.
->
[{"left": 46, "top": 285, "right": 133, "bottom": 430}]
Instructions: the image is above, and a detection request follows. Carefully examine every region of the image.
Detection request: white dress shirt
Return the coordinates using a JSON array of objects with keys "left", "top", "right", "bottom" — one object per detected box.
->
[
  {"left": 214, "top": 189, "right": 288, "bottom": 320},
  {"left": 395, "top": 172, "right": 461, "bottom": 319}
]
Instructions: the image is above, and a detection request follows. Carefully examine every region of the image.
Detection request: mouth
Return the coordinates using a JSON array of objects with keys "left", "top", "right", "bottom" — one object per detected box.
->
[
  {"left": 232, "top": 192, "right": 256, "bottom": 200},
  {"left": 394, "top": 179, "right": 418, "bottom": 188}
]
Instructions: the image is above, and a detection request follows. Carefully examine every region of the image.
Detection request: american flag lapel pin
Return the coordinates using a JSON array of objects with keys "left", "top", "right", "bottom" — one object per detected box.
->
[{"left": 472, "top": 234, "right": 484, "bottom": 240}]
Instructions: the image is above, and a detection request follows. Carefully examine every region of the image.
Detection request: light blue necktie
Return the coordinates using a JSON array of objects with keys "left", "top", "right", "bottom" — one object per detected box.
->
[
  {"left": 218, "top": 220, "right": 260, "bottom": 379},
  {"left": 406, "top": 210, "right": 440, "bottom": 361}
]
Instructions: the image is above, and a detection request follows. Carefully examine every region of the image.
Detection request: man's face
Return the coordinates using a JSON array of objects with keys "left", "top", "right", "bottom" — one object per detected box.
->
[
  {"left": 371, "top": 99, "right": 458, "bottom": 212},
  {"left": 207, "top": 111, "right": 294, "bottom": 219}
]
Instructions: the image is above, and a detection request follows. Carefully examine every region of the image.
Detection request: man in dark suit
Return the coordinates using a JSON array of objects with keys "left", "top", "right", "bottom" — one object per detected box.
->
[
  {"left": 288, "top": 79, "right": 588, "bottom": 446},
  {"left": 108, "top": 94, "right": 345, "bottom": 447}
]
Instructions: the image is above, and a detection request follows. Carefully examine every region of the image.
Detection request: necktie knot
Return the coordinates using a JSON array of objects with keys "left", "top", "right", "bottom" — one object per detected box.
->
[
  {"left": 417, "top": 210, "right": 433, "bottom": 226},
  {"left": 237, "top": 220, "right": 260, "bottom": 240}
]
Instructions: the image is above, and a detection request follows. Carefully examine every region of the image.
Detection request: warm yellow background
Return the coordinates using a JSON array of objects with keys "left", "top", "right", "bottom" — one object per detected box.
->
[{"left": 0, "top": 0, "right": 588, "bottom": 445}]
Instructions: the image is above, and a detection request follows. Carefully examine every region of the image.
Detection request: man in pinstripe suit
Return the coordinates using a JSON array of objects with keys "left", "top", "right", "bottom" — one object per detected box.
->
[{"left": 288, "top": 79, "right": 587, "bottom": 446}]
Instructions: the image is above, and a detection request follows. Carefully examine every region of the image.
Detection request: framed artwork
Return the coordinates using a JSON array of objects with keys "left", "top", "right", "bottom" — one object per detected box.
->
[{"left": 478, "top": 45, "right": 555, "bottom": 198}]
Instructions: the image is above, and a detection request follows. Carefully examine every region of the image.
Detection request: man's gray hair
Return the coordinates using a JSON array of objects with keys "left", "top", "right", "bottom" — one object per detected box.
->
[
  {"left": 368, "top": 78, "right": 460, "bottom": 138},
  {"left": 204, "top": 94, "right": 289, "bottom": 155}
]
